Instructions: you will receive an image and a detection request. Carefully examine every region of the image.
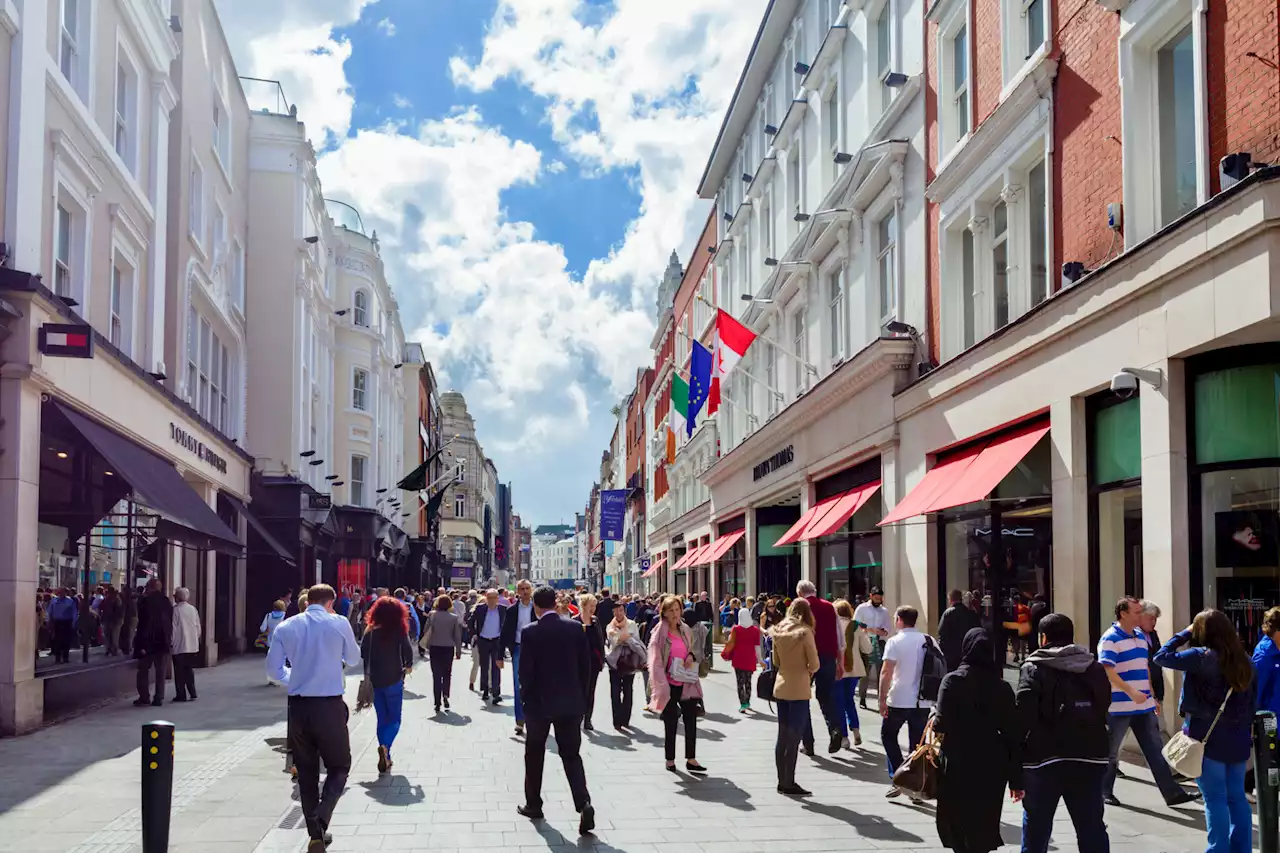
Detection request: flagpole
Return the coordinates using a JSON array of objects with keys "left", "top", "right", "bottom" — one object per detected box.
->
[
  {"left": 677, "top": 328, "right": 784, "bottom": 405},
  {"left": 697, "top": 294, "right": 818, "bottom": 377}
]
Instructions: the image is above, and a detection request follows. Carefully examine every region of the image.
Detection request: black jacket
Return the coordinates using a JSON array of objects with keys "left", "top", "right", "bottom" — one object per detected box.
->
[
  {"left": 579, "top": 615, "right": 606, "bottom": 673},
  {"left": 501, "top": 599, "right": 535, "bottom": 653},
  {"left": 1016, "top": 645, "right": 1112, "bottom": 769},
  {"left": 361, "top": 628, "right": 414, "bottom": 689},
  {"left": 938, "top": 604, "right": 982, "bottom": 672},
  {"left": 132, "top": 591, "right": 173, "bottom": 657},
  {"left": 693, "top": 600, "right": 714, "bottom": 624},
  {"left": 1146, "top": 629, "right": 1166, "bottom": 703},
  {"left": 468, "top": 602, "right": 508, "bottom": 641},
  {"left": 519, "top": 612, "right": 591, "bottom": 720}
]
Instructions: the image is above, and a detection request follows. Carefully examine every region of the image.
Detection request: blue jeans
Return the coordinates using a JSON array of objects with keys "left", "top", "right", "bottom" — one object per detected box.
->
[
  {"left": 512, "top": 645, "right": 524, "bottom": 724},
  {"left": 372, "top": 682, "right": 404, "bottom": 754},
  {"left": 1197, "top": 757, "right": 1251, "bottom": 853},
  {"left": 1020, "top": 762, "right": 1110, "bottom": 853},
  {"left": 1103, "top": 711, "right": 1184, "bottom": 802},
  {"left": 836, "top": 678, "right": 860, "bottom": 734}
]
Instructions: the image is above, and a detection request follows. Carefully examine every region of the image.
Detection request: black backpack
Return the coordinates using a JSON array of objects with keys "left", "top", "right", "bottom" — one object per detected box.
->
[{"left": 918, "top": 636, "right": 948, "bottom": 702}]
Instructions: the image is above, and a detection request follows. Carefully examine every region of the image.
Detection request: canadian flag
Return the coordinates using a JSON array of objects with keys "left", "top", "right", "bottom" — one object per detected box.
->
[{"left": 709, "top": 309, "right": 757, "bottom": 413}]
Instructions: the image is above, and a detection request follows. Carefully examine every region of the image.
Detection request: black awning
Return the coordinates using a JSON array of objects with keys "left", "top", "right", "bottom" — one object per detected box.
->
[
  {"left": 222, "top": 494, "right": 296, "bottom": 566},
  {"left": 55, "top": 402, "right": 242, "bottom": 554},
  {"left": 397, "top": 459, "right": 429, "bottom": 492}
]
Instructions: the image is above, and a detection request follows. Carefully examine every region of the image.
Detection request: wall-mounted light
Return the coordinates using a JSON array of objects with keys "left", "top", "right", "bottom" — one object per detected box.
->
[
  {"left": 741, "top": 173, "right": 753, "bottom": 184},
  {"left": 377, "top": 488, "right": 389, "bottom": 494},
  {"left": 793, "top": 212, "right": 810, "bottom": 223},
  {"left": 883, "top": 71, "right": 910, "bottom": 88},
  {"left": 393, "top": 363, "right": 404, "bottom": 369},
  {"left": 722, "top": 211, "right": 733, "bottom": 223},
  {"left": 1061, "top": 261, "right": 1090, "bottom": 287},
  {"left": 885, "top": 320, "right": 918, "bottom": 337},
  {"left": 706, "top": 245, "right": 716, "bottom": 254},
  {"left": 794, "top": 62, "right": 811, "bottom": 75},
  {"left": 834, "top": 152, "right": 853, "bottom": 164},
  {"left": 148, "top": 371, "right": 166, "bottom": 382},
  {"left": 332, "top": 481, "right": 345, "bottom": 487},
  {"left": 56, "top": 451, "right": 68, "bottom": 459},
  {"left": 764, "top": 257, "right": 779, "bottom": 267},
  {"left": 325, "top": 474, "right": 339, "bottom": 481},
  {"left": 740, "top": 293, "right": 774, "bottom": 304},
  {"left": 59, "top": 296, "right": 79, "bottom": 309},
  {"left": 764, "top": 124, "right": 779, "bottom": 136}
]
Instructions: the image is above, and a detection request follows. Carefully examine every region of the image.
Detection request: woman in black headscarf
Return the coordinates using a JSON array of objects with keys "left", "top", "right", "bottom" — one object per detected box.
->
[{"left": 933, "top": 628, "right": 1023, "bottom": 853}]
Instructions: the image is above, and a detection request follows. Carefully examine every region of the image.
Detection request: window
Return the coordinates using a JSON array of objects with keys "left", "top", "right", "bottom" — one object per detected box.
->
[
  {"left": 114, "top": 55, "right": 138, "bottom": 173},
  {"left": 109, "top": 260, "right": 132, "bottom": 355},
  {"left": 940, "top": 16, "right": 970, "bottom": 153},
  {"left": 189, "top": 159, "right": 205, "bottom": 245},
  {"left": 458, "top": 458, "right": 467, "bottom": 483},
  {"left": 213, "top": 96, "right": 231, "bottom": 171},
  {"left": 59, "top": 0, "right": 85, "bottom": 96},
  {"left": 454, "top": 493, "right": 465, "bottom": 518},
  {"left": 1028, "top": 159, "right": 1048, "bottom": 307},
  {"left": 54, "top": 204, "right": 73, "bottom": 298},
  {"left": 186, "top": 306, "right": 198, "bottom": 407},
  {"left": 961, "top": 229, "right": 976, "bottom": 349},
  {"left": 1157, "top": 24, "right": 1196, "bottom": 225},
  {"left": 792, "top": 309, "right": 807, "bottom": 396},
  {"left": 828, "top": 266, "right": 846, "bottom": 362},
  {"left": 351, "top": 455, "right": 367, "bottom": 507},
  {"left": 824, "top": 83, "right": 840, "bottom": 158},
  {"left": 764, "top": 341, "right": 778, "bottom": 416},
  {"left": 213, "top": 205, "right": 226, "bottom": 254},
  {"left": 354, "top": 290, "right": 369, "bottom": 327},
  {"left": 826, "top": 0, "right": 844, "bottom": 24},
  {"left": 1024, "top": 0, "right": 1045, "bottom": 58},
  {"left": 877, "top": 211, "right": 898, "bottom": 324},
  {"left": 761, "top": 189, "right": 773, "bottom": 260},
  {"left": 875, "top": 1, "right": 894, "bottom": 103},
  {"left": 231, "top": 240, "right": 245, "bottom": 312},
  {"left": 186, "top": 312, "right": 230, "bottom": 431},
  {"left": 353, "top": 368, "right": 368, "bottom": 411},
  {"left": 992, "top": 200, "right": 1009, "bottom": 330}
]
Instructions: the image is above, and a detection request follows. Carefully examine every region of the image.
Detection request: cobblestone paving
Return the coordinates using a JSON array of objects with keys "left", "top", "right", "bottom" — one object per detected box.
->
[{"left": 0, "top": 654, "right": 1238, "bottom": 852}]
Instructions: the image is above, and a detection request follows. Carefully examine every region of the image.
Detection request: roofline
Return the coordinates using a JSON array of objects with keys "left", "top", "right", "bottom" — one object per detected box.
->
[{"left": 695, "top": 0, "right": 780, "bottom": 198}]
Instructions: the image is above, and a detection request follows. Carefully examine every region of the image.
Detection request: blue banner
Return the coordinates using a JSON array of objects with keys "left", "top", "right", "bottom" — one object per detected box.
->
[{"left": 599, "top": 489, "right": 627, "bottom": 541}]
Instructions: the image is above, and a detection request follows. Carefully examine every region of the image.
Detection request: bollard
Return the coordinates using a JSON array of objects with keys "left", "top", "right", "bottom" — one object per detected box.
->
[
  {"left": 1255, "top": 711, "right": 1279, "bottom": 853},
  {"left": 141, "top": 721, "right": 175, "bottom": 853}
]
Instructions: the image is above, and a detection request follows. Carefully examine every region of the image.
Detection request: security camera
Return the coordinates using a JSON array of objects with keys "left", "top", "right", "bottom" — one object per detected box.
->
[{"left": 1110, "top": 371, "right": 1139, "bottom": 399}]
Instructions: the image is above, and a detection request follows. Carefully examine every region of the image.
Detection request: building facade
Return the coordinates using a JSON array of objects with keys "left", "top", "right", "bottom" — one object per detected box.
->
[{"left": 439, "top": 391, "right": 485, "bottom": 589}]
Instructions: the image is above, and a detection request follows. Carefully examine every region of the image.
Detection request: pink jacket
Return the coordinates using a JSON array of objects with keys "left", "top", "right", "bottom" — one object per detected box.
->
[{"left": 647, "top": 619, "right": 703, "bottom": 711}]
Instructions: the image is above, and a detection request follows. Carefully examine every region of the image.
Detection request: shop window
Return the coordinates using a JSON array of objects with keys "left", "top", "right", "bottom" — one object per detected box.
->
[
  {"left": 1089, "top": 395, "right": 1143, "bottom": 644},
  {"left": 819, "top": 493, "right": 885, "bottom": 602},
  {"left": 1200, "top": 467, "right": 1280, "bottom": 651},
  {"left": 1195, "top": 363, "right": 1280, "bottom": 463}
]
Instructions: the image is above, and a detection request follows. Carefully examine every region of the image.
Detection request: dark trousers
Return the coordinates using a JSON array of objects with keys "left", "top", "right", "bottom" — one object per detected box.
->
[
  {"left": 172, "top": 652, "right": 198, "bottom": 699},
  {"left": 524, "top": 715, "right": 591, "bottom": 813},
  {"left": 136, "top": 652, "right": 168, "bottom": 702},
  {"left": 476, "top": 637, "right": 502, "bottom": 696},
  {"left": 51, "top": 620, "right": 75, "bottom": 663},
  {"left": 734, "top": 668, "right": 753, "bottom": 705},
  {"left": 288, "top": 696, "right": 352, "bottom": 842},
  {"left": 882, "top": 706, "right": 929, "bottom": 777},
  {"left": 662, "top": 684, "right": 698, "bottom": 761},
  {"left": 859, "top": 657, "right": 881, "bottom": 704},
  {"left": 1103, "top": 711, "right": 1185, "bottom": 803},
  {"left": 776, "top": 698, "right": 811, "bottom": 787},
  {"left": 584, "top": 668, "right": 601, "bottom": 726},
  {"left": 803, "top": 655, "right": 838, "bottom": 748},
  {"left": 1021, "top": 762, "right": 1111, "bottom": 853},
  {"left": 609, "top": 669, "right": 634, "bottom": 728},
  {"left": 428, "top": 646, "right": 454, "bottom": 707}
]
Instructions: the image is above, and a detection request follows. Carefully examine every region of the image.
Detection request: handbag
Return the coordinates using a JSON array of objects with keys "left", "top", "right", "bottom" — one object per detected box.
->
[
  {"left": 892, "top": 717, "right": 943, "bottom": 800},
  {"left": 756, "top": 667, "right": 777, "bottom": 702},
  {"left": 1163, "top": 688, "right": 1233, "bottom": 778},
  {"left": 355, "top": 676, "right": 374, "bottom": 712},
  {"left": 253, "top": 630, "right": 270, "bottom": 651}
]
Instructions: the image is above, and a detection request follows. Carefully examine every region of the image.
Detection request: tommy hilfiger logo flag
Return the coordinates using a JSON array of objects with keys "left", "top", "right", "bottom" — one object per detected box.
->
[{"left": 38, "top": 323, "right": 94, "bottom": 359}]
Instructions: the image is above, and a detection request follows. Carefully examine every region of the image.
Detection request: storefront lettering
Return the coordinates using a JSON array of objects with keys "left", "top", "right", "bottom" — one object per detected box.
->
[
  {"left": 336, "top": 256, "right": 374, "bottom": 275},
  {"left": 169, "top": 423, "right": 229, "bottom": 474},
  {"left": 753, "top": 445, "right": 795, "bottom": 481},
  {"left": 973, "top": 527, "right": 1037, "bottom": 538}
]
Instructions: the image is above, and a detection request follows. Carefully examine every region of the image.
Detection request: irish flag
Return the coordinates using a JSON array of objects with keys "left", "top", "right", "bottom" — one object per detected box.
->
[
  {"left": 710, "top": 309, "right": 757, "bottom": 408},
  {"left": 668, "top": 374, "right": 689, "bottom": 463}
]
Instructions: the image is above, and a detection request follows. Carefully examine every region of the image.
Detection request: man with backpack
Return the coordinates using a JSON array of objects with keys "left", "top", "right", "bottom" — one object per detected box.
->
[
  {"left": 1017, "top": 613, "right": 1112, "bottom": 853},
  {"left": 878, "top": 604, "right": 944, "bottom": 798}
]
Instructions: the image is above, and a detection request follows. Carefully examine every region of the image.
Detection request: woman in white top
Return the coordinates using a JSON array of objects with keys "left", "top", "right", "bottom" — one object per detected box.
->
[
  {"left": 171, "top": 588, "right": 202, "bottom": 702},
  {"left": 606, "top": 607, "right": 641, "bottom": 732}
]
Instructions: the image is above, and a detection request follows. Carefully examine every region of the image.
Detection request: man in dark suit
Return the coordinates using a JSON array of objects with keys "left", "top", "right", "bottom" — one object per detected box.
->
[
  {"left": 132, "top": 578, "right": 173, "bottom": 706},
  {"left": 468, "top": 589, "right": 508, "bottom": 703},
  {"left": 517, "top": 586, "right": 595, "bottom": 836}
]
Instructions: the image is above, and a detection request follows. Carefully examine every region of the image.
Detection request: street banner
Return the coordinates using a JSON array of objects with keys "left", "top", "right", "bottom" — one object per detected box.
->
[{"left": 599, "top": 489, "right": 626, "bottom": 541}]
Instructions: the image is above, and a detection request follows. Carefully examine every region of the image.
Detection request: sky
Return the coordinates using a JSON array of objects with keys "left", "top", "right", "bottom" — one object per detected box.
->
[{"left": 213, "top": 0, "right": 769, "bottom": 527}]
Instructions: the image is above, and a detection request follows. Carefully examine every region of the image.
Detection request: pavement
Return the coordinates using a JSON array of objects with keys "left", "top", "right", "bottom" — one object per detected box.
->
[{"left": 0, "top": 652, "right": 1240, "bottom": 852}]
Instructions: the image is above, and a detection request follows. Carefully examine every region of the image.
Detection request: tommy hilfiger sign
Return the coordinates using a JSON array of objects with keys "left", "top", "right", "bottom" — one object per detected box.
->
[
  {"left": 170, "top": 423, "right": 228, "bottom": 474},
  {"left": 753, "top": 445, "right": 795, "bottom": 481}
]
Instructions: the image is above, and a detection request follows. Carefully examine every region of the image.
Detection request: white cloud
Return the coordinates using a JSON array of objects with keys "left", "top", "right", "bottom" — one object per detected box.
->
[
  {"left": 391, "top": 93, "right": 412, "bottom": 109},
  {"left": 376, "top": 17, "right": 396, "bottom": 36},
  {"left": 545, "top": 159, "right": 567, "bottom": 174}
]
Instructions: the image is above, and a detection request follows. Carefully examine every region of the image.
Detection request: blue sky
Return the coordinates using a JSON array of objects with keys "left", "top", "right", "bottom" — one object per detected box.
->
[{"left": 216, "top": 0, "right": 767, "bottom": 526}]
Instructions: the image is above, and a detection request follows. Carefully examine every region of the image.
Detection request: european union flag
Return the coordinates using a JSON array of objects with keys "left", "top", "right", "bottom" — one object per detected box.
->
[{"left": 688, "top": 340, "right": 714, "bottom": 437}]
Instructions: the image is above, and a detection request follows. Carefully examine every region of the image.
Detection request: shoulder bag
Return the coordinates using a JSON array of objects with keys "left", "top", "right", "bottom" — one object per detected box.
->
[
  {"left": 891, "top": 717, "right": 943, "bottom": 799},
  {"left": 1162, "top": 688, "right": 1233, "bottom": 779}
]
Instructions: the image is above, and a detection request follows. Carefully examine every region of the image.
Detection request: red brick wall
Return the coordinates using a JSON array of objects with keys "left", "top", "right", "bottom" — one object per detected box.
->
[
  {"left": 1206, "top": 0, "right": 1280, "bottom": 193},
  {"left": 973, "top": 0, "right": 1004, "bottom": 124}
]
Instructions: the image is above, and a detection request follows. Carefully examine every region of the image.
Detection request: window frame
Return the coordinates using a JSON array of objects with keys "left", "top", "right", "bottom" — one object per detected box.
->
[
  {"left": 792, "top": 306, "right": 808, "bottom": 397},
  {"left": 59, "top": 0, "right": 92, "bottom": 103},
  {"left": 352, "top": 367, "right": 369, "bottom": 412},
  {"left": 936, "top": 2, "right": 972, "bottom": 159},
  {"left": 231, "top": 239, "right": 245, "bottom": 315},
  {"left": 826, "top": 263, "right": 846, "bottom": 364},
  {"left": 188, "top": 155, "right": 206, "bottom": 250},
  {"left": 1001, "top": 0, "right": 1051, "bottom": 89},
  {"left": 213, "top": 90, "right": 233, "bottom": 176},
  {"left": 113, "top": 39, "right": 141, "bottom": 176},
  {"left": 351, "top": 455, "right": 368, "bottom": 507},
  {"left": 354, "top": 290, "right": 369, "bottom": 327},
  {"left": 868, "top": 0, "right": 898, "bottom": 118},
  {"left": 876, "top": 209, "right": 899, "bottom": 328}
]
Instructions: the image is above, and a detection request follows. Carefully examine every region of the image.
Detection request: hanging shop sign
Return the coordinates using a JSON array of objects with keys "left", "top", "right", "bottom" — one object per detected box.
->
[
  {"left": 38, "top": 323, "right": 94, "bottom": 358},
  {"left": 309, "top": 493, "right": 333, "bottom": 510},
  {"left": 753, "top": 445, "right": 795, "bottom": 481},
  {"left": 169, "top": 423, "right": 229, "bottom": 474},
  {"left": 599, "top": 489, "right": 627, "bottom": 541}
]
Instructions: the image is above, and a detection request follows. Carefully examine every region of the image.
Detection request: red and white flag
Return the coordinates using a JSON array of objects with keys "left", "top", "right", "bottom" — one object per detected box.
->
[{"left": 709, "top": 309, "right": 757, "bottom": 414}]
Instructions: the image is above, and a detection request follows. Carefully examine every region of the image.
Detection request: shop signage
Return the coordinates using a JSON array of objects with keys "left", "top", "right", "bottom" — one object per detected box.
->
[
  {"left": 599, "top": 489, "right": 626, "bottom": 540},
  {"left": 753, "top": 445, "right": 795, "bottom": 481},
  {"left": 38, "top": 323, "right": 94, "bottom": 358},
  {"left": 169, "top": 423, "right": 228, "bottom": 474},
  {"left": 309, "top": 493, "right": 333, "bottom": 510}
]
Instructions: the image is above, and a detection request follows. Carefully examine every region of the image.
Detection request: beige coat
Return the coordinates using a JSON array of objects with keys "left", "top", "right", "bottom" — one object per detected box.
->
[
  {"left": 772, "top": 621, "right": 820, "bottom": 701},
  {"left": 839, "top": 616, "right": 873, "bottom": 679}
]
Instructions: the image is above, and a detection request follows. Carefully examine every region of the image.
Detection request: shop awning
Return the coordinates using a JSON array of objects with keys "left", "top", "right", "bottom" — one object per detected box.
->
[
  {"left": 774, "top": 503, "right": 835, "bottom": 548},
  {"left": 879, "top": 422, "right": 1051, "bottom": 525},
  {"left": 703, "top": 530, "right": 746, "bottom": 563},
  {"left": 642, "top": 555, "right": 667, "bottom": 578},
  {"left": 222, "top": 494, "right": 296, "bottom": 565},
  {"left": 55, "top": 402, "right": 243, "bottom": 554},
  {"left": 799, "top": 482, "right": 883, "bottom": 541},
  {"left": 686, "top": 542, "right": 719, "bottom": 567},
  {"left": 670, "top": 546, "right": 699, "bottom": 571}
]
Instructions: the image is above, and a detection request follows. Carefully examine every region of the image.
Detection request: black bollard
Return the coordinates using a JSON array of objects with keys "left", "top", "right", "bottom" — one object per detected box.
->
[
  {"left": 1255, "top": 711, "right": 1279, "bottom": 853},
  {"left": 141, "top": 721, "right": 175, "bottom": 853}
]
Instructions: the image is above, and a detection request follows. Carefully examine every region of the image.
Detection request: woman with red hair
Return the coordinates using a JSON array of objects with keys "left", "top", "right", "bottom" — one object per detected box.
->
[{"left": 361, "top": 596, "right": 414, "bottom": 774}]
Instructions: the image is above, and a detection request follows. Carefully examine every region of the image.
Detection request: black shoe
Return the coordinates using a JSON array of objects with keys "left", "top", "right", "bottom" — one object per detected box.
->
[
  {"left": 189, "top": 693, "right": 197, "bottom": 700},
  {"left": 443, "top": 696, "right": 450, "bottom": 709},
  {"left": 828, "top": 731, "right": 842, "bottom": 754},
  {"left": 517, "top": 805, "right": 544, "bottom": 820},
  {"left": 172, "top": 696, "right": 188, "bottom": 703},
  {"left": 779, "top": 784, "right": 812, "bottom": 797},
  {"left": 492, "top": 696, "right": 502, "bottom": 705},
  {"left": 151, "top": 698, "right": 163, "bottom": 707},
  {"left": 801, "top": 744, "right": 814, "bottom": 757},
  {"left": 133, "top": 698, "right": 151, "bottom": 707},
  {"left": 583, "top": 721, "right": 594, "bottom": 732},
  {"left": 481, "top": 691, "right": 489, "bottom": 701},
  {"left": 1103, "top": 794, "right": 1121, "bottom": 807},
  {"left": 434, "top": 704, "right": 441, "bottom": 714},
  {"left": 686, "top": 761, "right": 708, "bottom": 774},
  {"left": 1167, "top": 790, "right": 1202, "bottom": 807},
  {"left": 578, "top": 803, "right": 596, "bottom": 835},
  {"left": 859, "top": 699, "right": 868, "bottom": 710}
]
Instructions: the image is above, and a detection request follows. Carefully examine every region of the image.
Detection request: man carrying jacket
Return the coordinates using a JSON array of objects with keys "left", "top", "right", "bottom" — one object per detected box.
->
[{"left": 1017, "top": 612, "right": 1112, "bottom": 853}]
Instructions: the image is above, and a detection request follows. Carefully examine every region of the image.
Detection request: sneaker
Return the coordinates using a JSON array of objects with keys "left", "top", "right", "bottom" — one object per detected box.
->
[
  {"left": 739, "top": 704, "right": 748, "bottom": 714},
  {"left": 828, "top": 731, "right": 842, "bottom": 754},
  {"left": 841, "top": 737, "right": 851, "bottom": 750},
  {"left": 853, "top": 730, "right": 863, "bottom": 747},
  {"left": 885, "top": 786, "right": 903, "bottom": 799}
]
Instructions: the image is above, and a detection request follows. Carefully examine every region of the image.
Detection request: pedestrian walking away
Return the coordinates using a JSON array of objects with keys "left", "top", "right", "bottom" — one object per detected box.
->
[
  {"left": 424, "top": 594, "right": 463, "bottom": 713},
  {"left": 133, "top": 578, "right": 173, "bottom": 707},
  {"left": 938, "top": 588, "right": 982, "bottom": 673},
  {"left": 933, "top": 628, "right": 1024, "bottom": 853},
  {"left": 1016, "top": 612, "right": 1113, "bottom": 853},
  {"left": 469, "top": 588, "right": 507, "bottom": 703},
  {"left": 722, "top": 605, "right": 763, "bottom": 713},
  {"left": 648, "top": 594, "right": 706, "bottom": 773},
  {"left": 1153, "top": 609, "right": 1257, "bottom": 853},
  {"left": 770, "top": 598, "right": 820, "bottom": 796},
  {"left": 47, "top": 587, "right": 78, "bottom": 665},
  {"left": 878, "top": 604, "right": 938, "bottom": 795},
  {"left": 170, "top": 588, "right": 201, "bottom": 702},
  {"left": 503, "top": 580, "right": 537, "bottom": 735},
  {"left": 798, "top": 580, "right": 844, "bottom": 754},
  {"left": 576, "top": 593, "right": 606, "bottom": 731},
  {"left": 100, "top": 585, "right": 124, "bottom": 656},
  {"left": 360, "top": 596, "right": 415, "bottom": 774},
  {"left": 517, "top": 585, "right": 596, "bottom": 836},
  {"left": 266, "top": 584, "right": 361, "bottom": 852},
  {"left": 835, "top": 599, "right": 871, "bottom": 747}
]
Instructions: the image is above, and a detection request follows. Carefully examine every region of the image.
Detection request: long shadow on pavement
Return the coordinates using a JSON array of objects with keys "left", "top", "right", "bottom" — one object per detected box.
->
[
  {"left": 672, "top": 775, "right": 755, "bottom": 811},
  {"left": 801, "top": 800, "right": 925, "bottom": 844},
  {"left": 358, "top": 775, "right": 425, "bottom": 806}
]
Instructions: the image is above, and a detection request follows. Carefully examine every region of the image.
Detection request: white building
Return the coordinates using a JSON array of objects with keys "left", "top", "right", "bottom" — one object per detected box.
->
[{"left": 531, "top": 534, "right": 576, "bottom": 584}]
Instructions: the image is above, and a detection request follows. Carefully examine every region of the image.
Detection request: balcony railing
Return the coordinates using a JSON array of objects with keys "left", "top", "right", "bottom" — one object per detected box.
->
[{"left": 451, "top": 549, "right": 475, "bottom": 563}]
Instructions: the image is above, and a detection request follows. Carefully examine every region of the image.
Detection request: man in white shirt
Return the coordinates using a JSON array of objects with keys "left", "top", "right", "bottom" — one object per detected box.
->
[
  {"left": 266, "top": 584, "right": 361, "bottom": 852},
  {"left": 877, "top": 605, "right": 933, "bottom": 799},
  {"left": 854, "top": 588, "right": 891, "bottom": 709},
  {"left": 503, "top": 580, "right": 537, "bottom": 736}
]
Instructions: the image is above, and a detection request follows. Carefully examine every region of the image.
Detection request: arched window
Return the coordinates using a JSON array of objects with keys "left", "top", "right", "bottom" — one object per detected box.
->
[{"left": 354, "top": 290, "right": 368, "bottom": 327}]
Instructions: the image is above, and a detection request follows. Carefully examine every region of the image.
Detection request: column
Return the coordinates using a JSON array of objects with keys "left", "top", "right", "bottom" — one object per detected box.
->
[
  {"left": 744, "top": 506, "right": 758, "bottom": 599},
  {"left": 4, "top": 1, "right": 48, "bottom": 274},
  {"left": 0, "top": 363, "right": 43, "bottom": 735},
  {"left": 1050, "top": 396, "right": 1090, "bottom": 630},
  {"left": 146, "top": 81, "right": 177, "bottom": 375},
  {"left": 799, "top": 478, "right": 816, "bottom": 586}
]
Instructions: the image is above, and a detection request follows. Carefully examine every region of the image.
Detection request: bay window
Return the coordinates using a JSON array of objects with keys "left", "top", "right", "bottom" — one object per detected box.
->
[
  {"left": 353, "top": 368, "right": 369, "bottom": 411},
  {"left": 351, "top": 455, "right": 367, "bottom": 507}
]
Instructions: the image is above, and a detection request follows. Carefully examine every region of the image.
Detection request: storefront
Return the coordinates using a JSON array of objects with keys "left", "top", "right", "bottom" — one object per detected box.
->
[{"left": 712, "top": 516, "right": 747, "bottom": 600}]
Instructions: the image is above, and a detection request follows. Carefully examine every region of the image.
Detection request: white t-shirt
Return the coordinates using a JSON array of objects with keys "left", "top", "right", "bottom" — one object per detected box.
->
[
  {"left": 854, "top": 601, "right": 891, "bottom": 634},
  {"left": 882, "top": 628, "right": 934, "bottom": 710}
]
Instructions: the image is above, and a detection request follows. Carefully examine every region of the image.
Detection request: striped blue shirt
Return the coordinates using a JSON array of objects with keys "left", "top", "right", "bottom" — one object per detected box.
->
[{"left": 1098, "top": 622, "right": 1157, "bottom": 716}]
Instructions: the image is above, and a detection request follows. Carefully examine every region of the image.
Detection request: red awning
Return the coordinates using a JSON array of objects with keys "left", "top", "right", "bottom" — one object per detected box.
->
[
  {"left": 642, "top": 555, "right": 667, "bottom": 578},
  {"left": 773, "top": 502, "right": 834, "bottom": 547},
  {"left": 800, "top": 482, "right": 883, "bottom": 540},
  {"left": 703, "top": 530, "right": 746, "bottom": 563},
  {"left": 670, "top": 547, "right": 696, "bottom": 571},
  {"left": 880, "top": 422, "right": 1050, "bottom": 525},
  {"left": 683, "top": 543, "right": 714, "bottom": 568}
]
